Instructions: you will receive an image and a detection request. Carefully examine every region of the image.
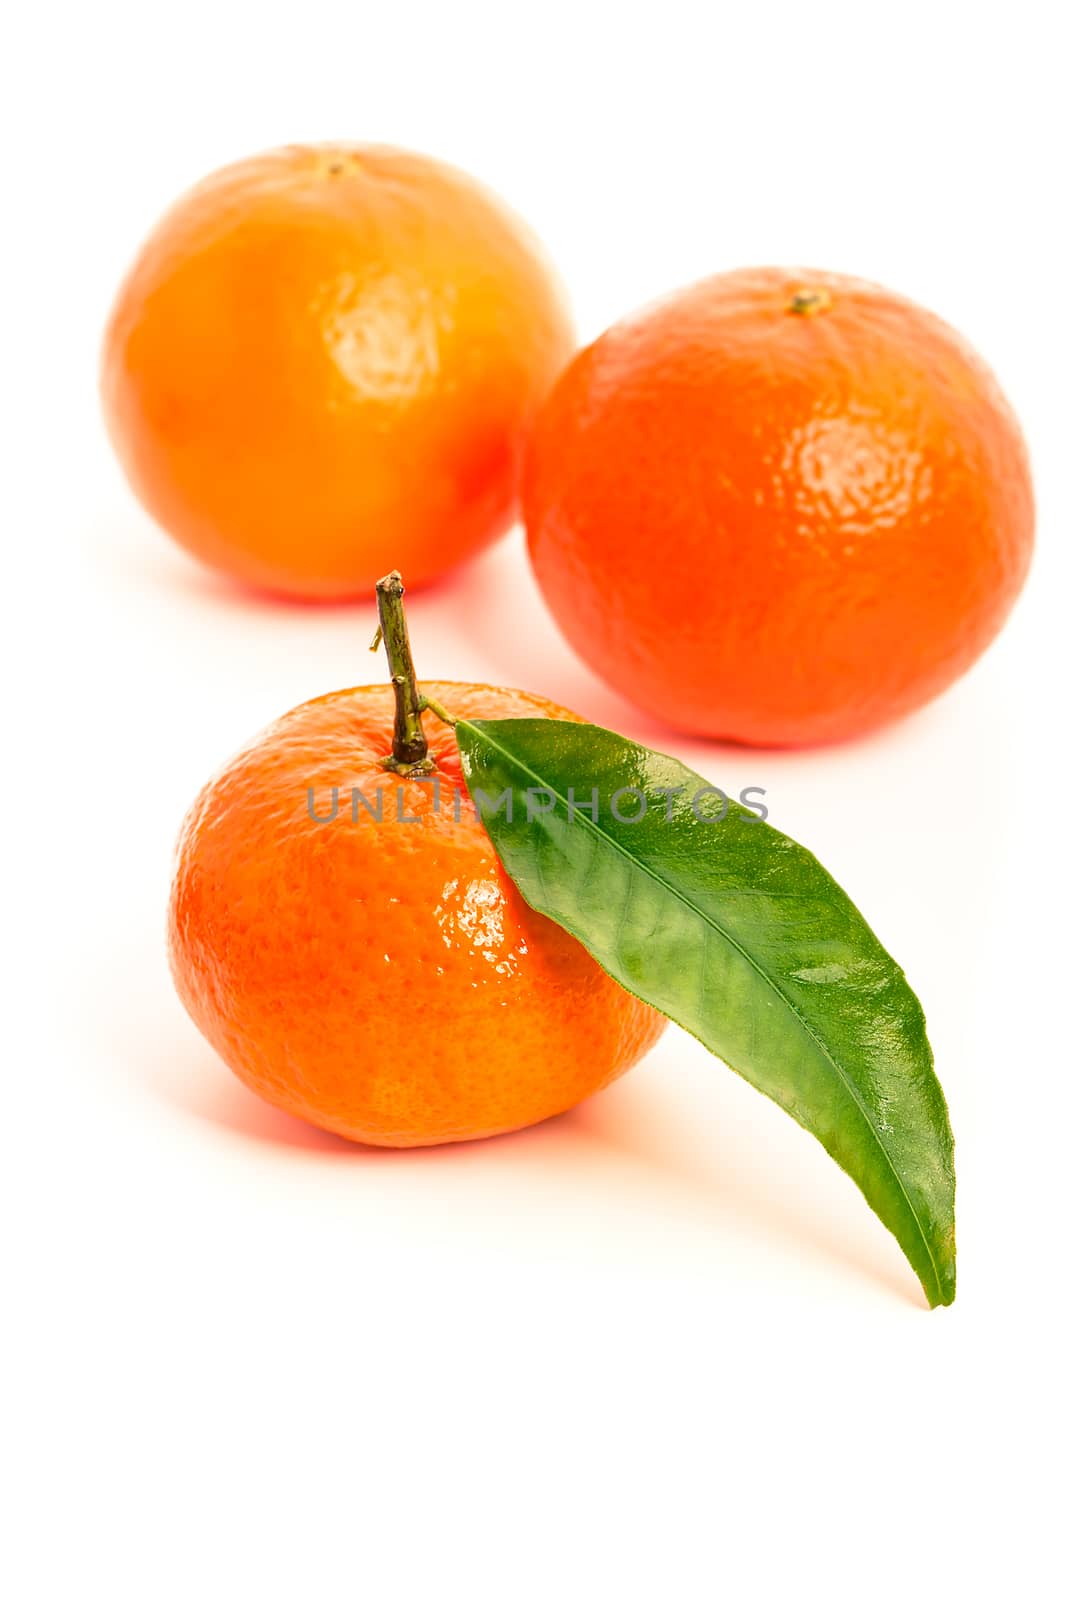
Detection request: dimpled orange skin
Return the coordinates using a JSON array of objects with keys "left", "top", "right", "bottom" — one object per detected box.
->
[
  {"left": 168, "top": 682, "right": 666, "bottom": 1145},
  {"left": 523, "top": 267, "right": 1035, "bottom": 747},
  {"left": 102, "top": 144, "right": 574, "bottom": 600}
]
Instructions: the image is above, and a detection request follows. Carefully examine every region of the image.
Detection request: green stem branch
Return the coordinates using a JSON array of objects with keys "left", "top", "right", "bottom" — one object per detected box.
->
[{"left": 374, "top": 571, "right": 434, "bottom": 773}]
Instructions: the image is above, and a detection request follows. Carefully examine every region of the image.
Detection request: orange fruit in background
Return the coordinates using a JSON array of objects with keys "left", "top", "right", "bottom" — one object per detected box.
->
[
  {"left": 102, "top": 144, "right": 574, "bottom": 600},
  {"left": 523, "top": 267, "right": 1035, "bottom": 746},
  {"left": 169, "top": 681, "right": 666, "bottom": 1146}
]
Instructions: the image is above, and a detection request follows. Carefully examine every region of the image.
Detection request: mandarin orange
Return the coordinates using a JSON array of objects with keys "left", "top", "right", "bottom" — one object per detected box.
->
[
  {"left": 523, "top": 267, "right": 1034, "bottom": 746},
  {"left": 168, "top": 665, "right": 666, "bottom": 1146},
  {"left": 103, "top": 144, "right": 574, "bottom": 599}
]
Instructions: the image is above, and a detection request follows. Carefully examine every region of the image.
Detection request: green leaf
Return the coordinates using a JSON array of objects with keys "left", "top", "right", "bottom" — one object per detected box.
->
[{"left": 455, "top": 718, "right": 956, "bottom": 1307}]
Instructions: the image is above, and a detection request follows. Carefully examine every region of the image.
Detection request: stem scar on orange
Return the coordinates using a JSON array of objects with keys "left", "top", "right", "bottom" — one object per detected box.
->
[
  {"left": 523, "top": 267, "right": 1035, "bottom": 746},
  {"left": 103, "top": 144, "right": 575, "bottom": 601},
  {"left": 168, "top": 574, "right": 666, "bottom": 1145}
]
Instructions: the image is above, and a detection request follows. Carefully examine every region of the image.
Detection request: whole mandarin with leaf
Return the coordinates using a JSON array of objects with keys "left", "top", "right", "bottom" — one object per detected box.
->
[
  {"left": 168, "top": 575, "right": 665, "bottom": 1145},
  {"left": 103, "top": 144, "right": 574, "bottom": 600},
  {"left": 523, "top": 267, "right": 1034, "bottom": 746}
]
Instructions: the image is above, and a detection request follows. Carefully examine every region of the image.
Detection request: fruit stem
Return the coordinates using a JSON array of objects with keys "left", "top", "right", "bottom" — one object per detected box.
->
[
  {"left": 373, "top": 571, "right": 438, "bottom": 773},
  {"left": 788, "top": 286, "right": 832, "bottom": 317}
]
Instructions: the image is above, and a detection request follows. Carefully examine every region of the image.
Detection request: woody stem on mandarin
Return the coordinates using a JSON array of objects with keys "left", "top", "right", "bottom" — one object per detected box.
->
[{"left": 372, "top": 570, "right": 454, "bottom": 773}]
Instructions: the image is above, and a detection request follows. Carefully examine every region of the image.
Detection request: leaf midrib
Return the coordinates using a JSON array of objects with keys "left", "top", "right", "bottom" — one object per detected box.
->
[{"left": 461, "top": 720, "right": 945, "bottom": 1304}]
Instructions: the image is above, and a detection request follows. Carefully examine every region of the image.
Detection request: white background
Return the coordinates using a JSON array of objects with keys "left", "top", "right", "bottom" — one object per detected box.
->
[{"left": 5, "top": 3, "right": 1064, "bottom": 1594}]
